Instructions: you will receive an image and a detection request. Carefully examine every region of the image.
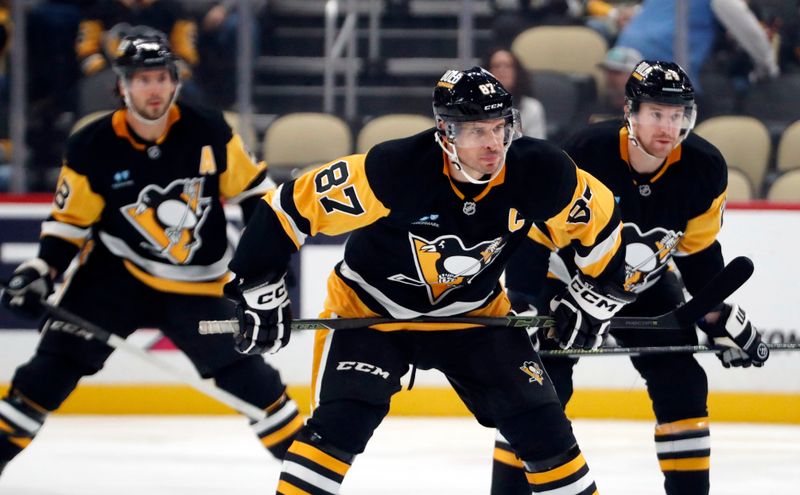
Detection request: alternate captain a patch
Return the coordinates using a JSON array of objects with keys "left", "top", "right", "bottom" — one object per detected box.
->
[
  {"left": 388, "top": 233, "right": 507, "bottom": 305},
  {"left": 121, "top": 178, "right": 212, "bottom": 264},
  {"left": 520, "top": 361, "right": 544, "bottom": 385}
]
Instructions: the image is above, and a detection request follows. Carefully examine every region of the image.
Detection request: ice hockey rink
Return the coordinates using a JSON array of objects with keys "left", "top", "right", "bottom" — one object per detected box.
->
[{"left": 0, "top": 415, "right": 798, "bottom": 495}]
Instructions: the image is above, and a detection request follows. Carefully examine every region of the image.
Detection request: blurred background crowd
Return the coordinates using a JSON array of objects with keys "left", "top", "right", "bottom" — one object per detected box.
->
[{"left": 1, "top": 0, "right": 800, "bottom": 200}]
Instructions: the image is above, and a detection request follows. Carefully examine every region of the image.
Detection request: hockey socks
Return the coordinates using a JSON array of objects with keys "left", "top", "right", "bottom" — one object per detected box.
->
[
  {"left": 0, "top": 392, "right": 48, "bottom": 468},
  {"left": 491, "top": 431, "right": 530, "bottom": 495},
  {"left": 655, "top": 417, "right": 711, "bottom": 495},
  {"left": 250, "top": 392, "right": 304, "bottom": 459},
  {"left": 524, "top": 444, "right": 598, "bottom": 495},
  {"left": 277, "top": 429, "right": 354, "bottom": 495}
]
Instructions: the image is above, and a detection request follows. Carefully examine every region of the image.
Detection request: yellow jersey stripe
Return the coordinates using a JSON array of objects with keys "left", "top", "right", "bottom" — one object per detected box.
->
[{"left": 678, "top": 192, "right": 726, "bottom": 255}]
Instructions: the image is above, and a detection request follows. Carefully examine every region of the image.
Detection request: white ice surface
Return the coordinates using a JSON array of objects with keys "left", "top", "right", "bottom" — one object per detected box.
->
[{"left": 1, "top": 416, "right": 798, "bottom": 494}]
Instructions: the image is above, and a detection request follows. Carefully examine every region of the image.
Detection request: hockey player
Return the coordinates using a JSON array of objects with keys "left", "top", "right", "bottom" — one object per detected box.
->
[
  {"left": 223, "top": 66, "right": 634, "bottom": 494},
  {"left": 491, "top": 61, "right": 770, "bottom": 495},
  {"left": 0, "top": 36, "right": 301, "bottom": 477}
]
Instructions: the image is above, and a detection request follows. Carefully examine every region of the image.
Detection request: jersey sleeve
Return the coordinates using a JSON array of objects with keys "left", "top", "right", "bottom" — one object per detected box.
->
[
  {"left": 528, "top": 163, "right": 624, "bottom": 282},
  {"left": 38, "top": 156, "right": 106, "bottom": 275},
  {"left": 219, "top": 133, "right": 274, "bottom": 203},
  {"left": 229, "top": 154, "right": 391, "bottom": 282},
  {"left": 674, "top": 143, "right": 728, "bottom": 295}
]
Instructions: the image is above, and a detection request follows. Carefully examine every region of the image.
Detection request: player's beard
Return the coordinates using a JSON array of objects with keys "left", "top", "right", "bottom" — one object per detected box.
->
[{"left": 133, "top": 97, "right": 170, "bottom": 121}]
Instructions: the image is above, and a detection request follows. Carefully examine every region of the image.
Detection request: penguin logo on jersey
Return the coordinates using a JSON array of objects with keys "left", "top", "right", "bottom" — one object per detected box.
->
[
  {"left": 520, "top": 361, "right": 544, "bottom": 385},
  {"left": 121, "top": 178, "right": 212, "bottom": 264},
  {"left": 388, "top": 233, "right": 506, "bottom": 305},
  {"left": 623, "top": 223, "right": 683, "bottom": 293}
]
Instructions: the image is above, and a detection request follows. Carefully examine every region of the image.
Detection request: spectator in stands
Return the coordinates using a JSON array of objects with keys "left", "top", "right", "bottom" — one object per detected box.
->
[
  {"left": 485, "top": 47, "right": 547, "bottom": 138},
  {"left": 489, "top": 1, "right": 636, "bottom": 48},
  {"left": 24, "top": 1, "right": 92, "bottom": 191},
  {"left": 195, "top": 0, "right": 269, "bottom": 108},
  {"left": 583, "top": 45, "right": 642, "bottom": 123},
  {"left": 615, "top": 0, "right": 779, "bottom": 92}
]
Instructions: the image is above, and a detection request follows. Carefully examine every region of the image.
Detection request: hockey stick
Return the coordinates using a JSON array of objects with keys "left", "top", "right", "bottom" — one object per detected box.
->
[
  {"left": 36, "top": 301, "right": 268, "bottom": 421},
  {"left": 200, "top": 256, "right": 754, "bottom": 335},
  {"left": 538, "top": 342, "right": 800, "bottom": 358}
]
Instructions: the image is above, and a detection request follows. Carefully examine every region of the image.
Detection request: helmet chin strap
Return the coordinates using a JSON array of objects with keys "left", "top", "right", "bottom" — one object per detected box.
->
[
  {"left": 121, "top": 80, "right": 182, "bottom": 126},
  {"left": 434, "top": 131, "right": 507, "bottom": 185}
]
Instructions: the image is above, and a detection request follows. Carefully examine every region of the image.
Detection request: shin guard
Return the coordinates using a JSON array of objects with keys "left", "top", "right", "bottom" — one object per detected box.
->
[{"left": 655, "top": 417, "right": 710, "bottom": 495}]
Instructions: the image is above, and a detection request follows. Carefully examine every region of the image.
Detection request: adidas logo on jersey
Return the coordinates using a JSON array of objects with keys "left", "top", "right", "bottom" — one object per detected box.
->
[{"left": 413, "top": 214, "right": 440, "bottom": 227}]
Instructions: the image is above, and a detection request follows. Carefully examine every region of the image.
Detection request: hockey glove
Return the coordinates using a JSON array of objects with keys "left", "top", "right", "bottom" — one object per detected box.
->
[
  {"left": 699, "top": 303, "right": 769, "bottom": 368},
  {"left": 549, "top": 274, "right": 632, "bottom": 350},
  {"left": 224, "top": 273, "right": 292, "bottom": 355},
  {"left": 1, "top": 258, "right": 53, "bottom": 319}
]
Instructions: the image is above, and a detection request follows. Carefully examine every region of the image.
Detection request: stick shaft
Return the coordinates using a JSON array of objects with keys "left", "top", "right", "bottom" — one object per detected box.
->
[{"left": 539, "top": 342, "right": 799, "bottom": 357}]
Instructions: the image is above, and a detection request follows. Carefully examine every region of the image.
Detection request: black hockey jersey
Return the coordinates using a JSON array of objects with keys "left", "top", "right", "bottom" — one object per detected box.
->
[
  {"left": 231, "top": 129, "right": 626, "bottom": 329},
  {"left": 38, "top": 102, "right": 273, "bottom": 296},
  {"left": 517, "top": 120, "right": 727, "bottom": 297}
]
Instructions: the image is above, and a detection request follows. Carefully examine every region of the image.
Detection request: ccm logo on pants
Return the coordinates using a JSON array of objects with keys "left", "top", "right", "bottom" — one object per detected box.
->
[{"left": 336, "top": 361, "right": 390, "bottom": 379}]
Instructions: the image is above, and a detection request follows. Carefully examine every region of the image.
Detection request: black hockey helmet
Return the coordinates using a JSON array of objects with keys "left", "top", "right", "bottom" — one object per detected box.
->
[
  {"left": 625, "top": 60, "right": 695, "bottom": 111},
  {"left": 624, "top": 60, "right": 697, "bottom": 152},
  {"left": 433, "top": 66, "right": 515, "bottom": 122},
  {"left": 112, "top": 34, "right": 179, "bottom": 82},
  {"left": 432, "top": 66, "right": 522, "bottom": 184}
]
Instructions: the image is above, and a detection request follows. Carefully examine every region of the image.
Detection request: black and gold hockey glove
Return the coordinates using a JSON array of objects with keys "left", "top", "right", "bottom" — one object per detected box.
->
[
  {"left": 549, "top": 274, "right": 632, "bottom": 350},
  {"left": 699, "top": 303, "right": 769, "bottom": 368},
  {"left": 1, "top": 258, "right": 53, "bottom": 319},
  {"left": 224, "top": 273, "right": 292, "bottom": 355}
]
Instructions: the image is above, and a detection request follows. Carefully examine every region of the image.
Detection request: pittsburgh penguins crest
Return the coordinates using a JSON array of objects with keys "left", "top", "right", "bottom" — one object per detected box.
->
[
  {"left": 121, "top": 178, "right": 212, "bottom": 264},
  {"left": 520, "top": 361, "right": 544, "bottom": 385},
  {"left": 623, "top": 223, "right": 683, "bottom": 293},
  {"left": 388, "top": 233, "right": 506, "bottom": 305}
]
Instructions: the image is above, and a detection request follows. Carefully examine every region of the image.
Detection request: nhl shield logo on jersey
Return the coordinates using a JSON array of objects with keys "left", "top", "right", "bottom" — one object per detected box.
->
[
  {"left": 122, "top": 178, "right": 212, "bottom": 264},
  {"left": 389, "top": 233, "right": 506, "bottom": 305},
  {"left": 520, "top": 361, "right": 544, "bottom": 385},
  {"left": 623, "top": 223, "right": 683, "bottom": 293}
]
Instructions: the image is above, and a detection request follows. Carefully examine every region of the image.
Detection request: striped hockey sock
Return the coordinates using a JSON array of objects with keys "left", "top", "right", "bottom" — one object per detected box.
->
[
  {"left": 0, "top": 392, "right": 47, "bottom": 467},
  {"left": 277, "top": 431, "right": 354, "bottom": 495},
  {"left": 250, "top": 393, "right": 304, "bottom": 459},
  {"left": 655, "top": 416, "right": 711, "bottom": 495},
  {"left": 491, "top": 431, "right": 530, "bottom": 495},
  {"left": 525, "top": 445, "right": 598, "bottom": 495}
]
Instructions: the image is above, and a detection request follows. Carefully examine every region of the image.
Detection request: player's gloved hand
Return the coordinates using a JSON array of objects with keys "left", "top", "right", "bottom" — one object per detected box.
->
[
  {"left": 699, "top": 303, "right": 769, "bottom": 368},
  {"left": 1, "top": 258, "right": 53, "bottom": 319},
  {"left": 224, "top": 273, "right": 292, "bottom": 355},
  {"left": 549, "top": 274, "right": 633, "bottom": 350}
]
